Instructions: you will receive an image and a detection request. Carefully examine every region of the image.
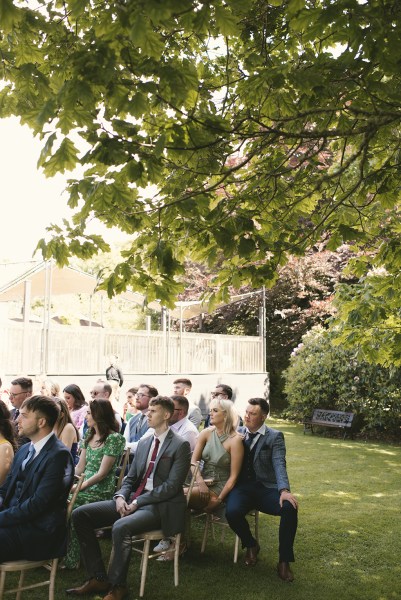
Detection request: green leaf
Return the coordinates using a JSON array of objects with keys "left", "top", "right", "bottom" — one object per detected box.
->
[{"left": 41, "top": 138, "right": 79, "bottom": 176}]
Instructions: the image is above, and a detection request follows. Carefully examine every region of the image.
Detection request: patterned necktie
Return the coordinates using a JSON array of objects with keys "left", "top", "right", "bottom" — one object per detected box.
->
[
  {"left": 21, "top": 444, "right": 35, "bottom": 471},
  {"left": 13, "top": 409, "right": 19, "bottom": 421},
  {"left": 133, "top": 438, "right": 160, "bottom": 499}
]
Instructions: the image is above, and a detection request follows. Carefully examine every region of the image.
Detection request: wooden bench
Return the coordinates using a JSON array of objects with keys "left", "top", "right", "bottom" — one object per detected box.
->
[{"left": 304, "top": 409, "right": 355, "bottom": 439}]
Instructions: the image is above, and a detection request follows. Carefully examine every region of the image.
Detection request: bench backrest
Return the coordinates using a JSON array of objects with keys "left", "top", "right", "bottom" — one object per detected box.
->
[{"left": 312, "top": 409, "right": 354, "bottom": 427}]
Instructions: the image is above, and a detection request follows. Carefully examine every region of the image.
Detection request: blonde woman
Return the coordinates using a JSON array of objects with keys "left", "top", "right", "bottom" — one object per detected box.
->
[{"left": 191, "top": 398, "right": 244, "bottom": 513}]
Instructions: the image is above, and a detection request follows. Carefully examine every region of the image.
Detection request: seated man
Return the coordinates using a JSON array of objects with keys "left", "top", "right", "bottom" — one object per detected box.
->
[
  {"left": 123, "top": 384, "right": 158, "bottom": 456},
  {"left": 66, "top": 396, "right": 191, "bottom": 600},
  {"left": 0, "top": 395, "right": 74, "bottom": 562},
  {"left": 225, "top": 398, "right": 298, "bottom": 582}
]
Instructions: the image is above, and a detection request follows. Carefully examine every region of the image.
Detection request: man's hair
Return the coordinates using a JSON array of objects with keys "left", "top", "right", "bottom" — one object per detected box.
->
[
  {"left": 149, "top": 395, "right": 175, "bottom": 417},
  {"left": 21, "top": 395, "right": 60, "bottom": 429},
  {"left": 11, "top": 377, "right": 32, "bottom": 392},
  {"left": 102, "top": 382, "right": 113, "bottom": 397},
  {"left": 139, "top": 384, "right": 159, "bottom": 398},
  {"left": 217, "top": 384, "right": 233, "bottom": 399},
  {"left": 173, "top": 378, "right": 192, "bottom": 389},
  {"left": 170, "top": 395, "right": 189, "bottom": 415},
  {"left": 248, "top": 397, "right": 270, "bottom": 416}
]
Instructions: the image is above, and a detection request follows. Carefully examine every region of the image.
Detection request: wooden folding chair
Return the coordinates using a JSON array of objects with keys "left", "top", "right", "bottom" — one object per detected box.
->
[
  {"left": 0, "top": 474, "right": 84, "bottom": 600},
  {"left": 201, "top": 509, "right": 259, "bottom": 563},
  {"left": 131, "top": 461, "right": 200, "bottom": 597}
]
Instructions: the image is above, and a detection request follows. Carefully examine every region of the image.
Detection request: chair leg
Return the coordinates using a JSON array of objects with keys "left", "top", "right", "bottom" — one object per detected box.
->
[
  {"left": 201, "top": 514, "right": 210, "bottom": 553},
  {"left": 49, "top": 559, "right": 59, "bottom": 600},
  {"left": 234, "top": 535, "right": 240, "bottom": 563},
  {"left": 0, "top": 570, "right": 7, "bottom": 600},
  {"left": 173, "top": 533, "right": 181, "bottom": 587},
  {"left": 16, "top": 570, "right": 25, "bottom": 600},
  {"left": 139, "top": 539, "right": 151, "bottom": 598}
]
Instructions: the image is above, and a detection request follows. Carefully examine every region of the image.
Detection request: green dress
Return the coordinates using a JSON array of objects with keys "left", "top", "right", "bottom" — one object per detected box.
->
[
  {"left": 64, "top": 431, "right": 125, "bottom": 568},
  {"left": 201, "top": 429, "right": 230, "bottom": 496}
]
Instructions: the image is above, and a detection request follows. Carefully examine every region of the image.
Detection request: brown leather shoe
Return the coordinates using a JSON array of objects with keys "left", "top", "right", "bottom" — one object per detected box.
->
[
  {"left": 244, "top": 543, "right": 260, "bottom": 566},
  {"left": 277, "top": 561, "right": 294, "bottom": 582},
  {"left": 103, "top": 585, "right": 129, "bottom": 600},
  {"left": 66, "top": 578, "right": 111, "bottom": 596}
]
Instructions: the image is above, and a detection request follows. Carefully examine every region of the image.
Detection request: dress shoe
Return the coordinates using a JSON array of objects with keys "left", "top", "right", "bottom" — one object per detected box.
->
[
  {"left": 244, "top": 543, "right": 260, "bottom": 566},
  {"left": 103, "top": 585, "right": 129, "bottom": 600},
  {"left": 277, "top": 561, "right": 294, "bottom": 582},
  {"left": 66, "top": 578, "right": 111, "bottom": 596}
]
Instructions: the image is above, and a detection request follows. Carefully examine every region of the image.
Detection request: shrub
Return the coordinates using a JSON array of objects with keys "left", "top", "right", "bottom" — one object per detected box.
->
[{"left": 283, "top": 326, "right": 401, "bottom": 434}]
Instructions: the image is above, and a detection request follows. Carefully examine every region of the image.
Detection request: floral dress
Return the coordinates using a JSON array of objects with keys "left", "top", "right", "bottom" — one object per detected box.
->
[{"left": 64, "top": 431, "right": 125, "bottom": 568}]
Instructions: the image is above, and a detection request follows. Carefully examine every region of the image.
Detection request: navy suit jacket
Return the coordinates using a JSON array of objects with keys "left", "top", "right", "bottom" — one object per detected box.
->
[
  {"left": 0, "top": 433, "right": 74, "bottom": 560},
  {"left": 239, "top": 425, "right": 290, "bottom": 492},
  {"left": 119, "top": 429, "right": 191, "bottom": 537}
]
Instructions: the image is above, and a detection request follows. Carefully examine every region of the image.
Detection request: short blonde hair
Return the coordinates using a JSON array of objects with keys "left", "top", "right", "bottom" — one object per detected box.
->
[{"left": 210, "top": 398, "right": 239, "bottom": 435}]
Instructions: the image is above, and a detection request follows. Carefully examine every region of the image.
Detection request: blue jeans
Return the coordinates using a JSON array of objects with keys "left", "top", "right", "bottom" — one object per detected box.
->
[{"left": 225, "top": 481, "right": 297, "bottom": 562}]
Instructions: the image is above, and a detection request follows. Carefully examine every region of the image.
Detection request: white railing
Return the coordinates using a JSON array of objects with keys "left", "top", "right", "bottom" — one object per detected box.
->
[{"left": 0, "top": 322, "right": 265, "bottom": 375}]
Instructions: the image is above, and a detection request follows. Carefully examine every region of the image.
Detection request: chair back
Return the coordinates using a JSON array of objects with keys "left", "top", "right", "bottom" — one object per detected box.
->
[
  {"left": 115, "top": 448, "right": 130, "bottom": 491},
  {"left": 67, "top": 474, "right": 85, "bottom": 522},
  {"left": 186, "top": 462, "right": 200, "bottom": 506}
]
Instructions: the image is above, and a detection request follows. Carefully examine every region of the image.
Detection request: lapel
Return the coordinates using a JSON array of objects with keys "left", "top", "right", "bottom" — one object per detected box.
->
[
  {"left": 21, "top": 435, "right": 56, "bottom": 495},
  {"left": 253, "top": 424, "right": 269, "bottom": 462},
  {"left": 136, "top": 435, "right": 153, "bottom": 479},
  {"left": 154, "top": 429, "right": 173, "bottom": 472}
]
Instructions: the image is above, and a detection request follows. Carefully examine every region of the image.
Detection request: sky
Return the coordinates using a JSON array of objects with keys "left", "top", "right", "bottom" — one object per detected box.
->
[{"left": 0, "top": 116, "right": 71, "bottom": 263}]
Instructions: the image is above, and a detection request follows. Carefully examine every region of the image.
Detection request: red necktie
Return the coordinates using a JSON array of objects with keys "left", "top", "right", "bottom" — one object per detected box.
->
[{"left": 133, "top": 438, "right": 160, "bottom": 499}]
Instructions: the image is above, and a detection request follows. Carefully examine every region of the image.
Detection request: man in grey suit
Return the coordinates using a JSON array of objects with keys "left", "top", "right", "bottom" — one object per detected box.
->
[
  {"left": 67, "top": 396, "right": 191, "bottom": 600},
  {"left": 225, "top": 398, "right": 298, "bottom": 582}
]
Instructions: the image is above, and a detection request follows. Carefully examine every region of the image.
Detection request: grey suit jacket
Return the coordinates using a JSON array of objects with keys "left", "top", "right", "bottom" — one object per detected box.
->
[
  {"left": 119, "top": 429, "right": 191, "bottom": 537},
  {"left": 240, "top": 425, "right": 290, "bottom": 493}
]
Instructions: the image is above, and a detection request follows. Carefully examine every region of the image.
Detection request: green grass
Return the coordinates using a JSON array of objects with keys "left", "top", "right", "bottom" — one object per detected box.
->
[{"left": 4, "top": 419, "right": 400, "bottom": 600}]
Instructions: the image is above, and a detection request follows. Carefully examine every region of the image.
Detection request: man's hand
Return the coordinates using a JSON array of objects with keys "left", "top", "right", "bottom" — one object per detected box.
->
[
  {"left": 280, "top": 490, "right": 298, "bottom": 510},
  {"left": 115, "top": 496, "right": 138, "bottom": 517}
]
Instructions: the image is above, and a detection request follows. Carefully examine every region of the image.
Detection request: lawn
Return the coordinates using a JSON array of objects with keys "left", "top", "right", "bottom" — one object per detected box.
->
[{"left": 4, "top": 419, "right": 400, "bottom": 600}]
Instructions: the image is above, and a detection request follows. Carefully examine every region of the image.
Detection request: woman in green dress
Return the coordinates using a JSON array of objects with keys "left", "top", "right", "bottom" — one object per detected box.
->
[{"left": 63, "top": 398, "right": 125, "bottom": 568}]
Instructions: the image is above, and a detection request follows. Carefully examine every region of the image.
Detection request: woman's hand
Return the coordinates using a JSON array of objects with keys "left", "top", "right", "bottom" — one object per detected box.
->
[{"left": 204, "top": 495, "right": 222, "bottom": 513}]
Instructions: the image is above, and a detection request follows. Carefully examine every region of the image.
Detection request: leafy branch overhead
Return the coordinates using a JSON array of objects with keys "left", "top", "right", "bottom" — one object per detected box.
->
[{"left": 1, "top": 0, "right": 401, "bottom": 317}]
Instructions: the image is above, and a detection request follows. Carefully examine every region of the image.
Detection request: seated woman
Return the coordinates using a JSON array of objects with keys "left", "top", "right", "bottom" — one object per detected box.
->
[
  {"left": 63, "top": 398, "right": 125, "bottom": 569},
  {"left": 63, "top": 383, "right": 88, "bottom": 429},
  {"left": 54, "top": 398, "right": 80, "bottom": 464},
  {"left": 191, "top": 397, "right": 244, "bottom": 514},
  {"left": 0, "top": 399, "right": 17, "bottom": 485}
]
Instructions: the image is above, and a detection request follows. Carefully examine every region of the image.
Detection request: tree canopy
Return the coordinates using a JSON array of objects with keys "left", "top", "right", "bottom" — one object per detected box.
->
[{"left": 1, "top": 1, "right": 401, "bottom": 338}]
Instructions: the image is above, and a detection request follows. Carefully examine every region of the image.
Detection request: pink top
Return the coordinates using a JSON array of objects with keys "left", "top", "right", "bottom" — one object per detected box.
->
[{"left": 71, "top": 404, "right": 87, "bottom": 429}]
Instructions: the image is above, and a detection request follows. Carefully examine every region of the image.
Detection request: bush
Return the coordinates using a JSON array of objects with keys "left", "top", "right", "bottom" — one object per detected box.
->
[{"left": 283, "top": 326, "right": 401, "bottom": 435}]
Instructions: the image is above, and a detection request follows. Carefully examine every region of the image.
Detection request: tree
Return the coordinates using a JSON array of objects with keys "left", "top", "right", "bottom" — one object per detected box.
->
[
  {"left": 283, "top": 326, "right": 401, "bottom": 436},
  {"left": 1, "top": 1, "right": 401, "bottom": 330},
  {"left": 183, "top": 246, "right": 352, "bottom": 408}
]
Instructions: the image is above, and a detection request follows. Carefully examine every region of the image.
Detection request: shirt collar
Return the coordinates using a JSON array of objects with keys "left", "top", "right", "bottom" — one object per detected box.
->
[
  {"left": 154, "top": 427, "right": 170, "bottom": 447},
  {"left": 32, "top": 431, "right": 54, "bottom": 456},
  {"left": 245, "top": 424, "right": 265, "bottom": 436}
]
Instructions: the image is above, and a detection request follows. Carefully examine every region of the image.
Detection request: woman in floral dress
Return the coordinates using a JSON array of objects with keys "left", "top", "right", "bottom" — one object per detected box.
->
[{"left": 63, "top": 398, "right": 125, "bottom": 568}]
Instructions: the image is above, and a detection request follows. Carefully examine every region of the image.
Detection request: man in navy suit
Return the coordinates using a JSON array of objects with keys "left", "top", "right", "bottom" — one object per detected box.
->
[
  {"left": 0, "top": 395, "right": 74, "bottom": 562},
  {"left": 66, "top": 396, "right": 191, "bottom": 600},
  {"left": 225, "top": 398, "right": 298, "bottom": 582}
]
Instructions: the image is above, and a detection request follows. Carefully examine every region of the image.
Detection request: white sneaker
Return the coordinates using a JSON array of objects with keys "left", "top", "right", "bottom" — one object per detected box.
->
[{"left": 153, "top": 539, "right": 171, "bottom": 552}]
